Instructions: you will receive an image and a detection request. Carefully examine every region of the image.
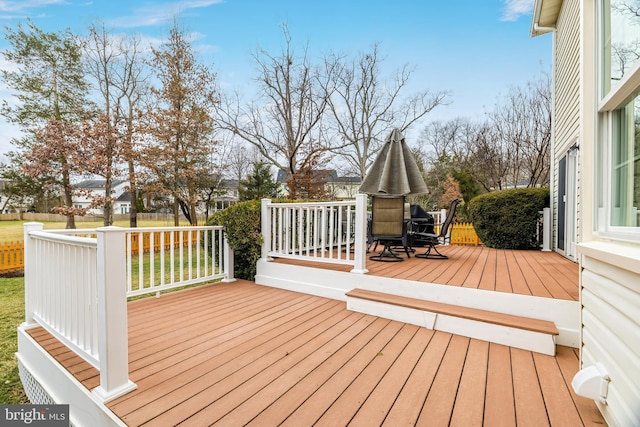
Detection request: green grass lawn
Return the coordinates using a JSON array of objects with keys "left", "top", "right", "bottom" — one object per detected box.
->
[{"left": 0, "top": 277, "right": 28, "bottom": 404}]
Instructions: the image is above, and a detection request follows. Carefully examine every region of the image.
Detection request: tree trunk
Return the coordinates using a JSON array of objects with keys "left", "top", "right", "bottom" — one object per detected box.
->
[
  {"left": 104, "top": 174, "right": 113, "bottom": 226},
  {"left": 62, "top": 169, "right": 76, "bottom": 229},
  {"left": 129, "top": 177, "right": 138, "bottom": 228},
  {"left": 173, "top": 196, "right": 180, "bottom": 226}
]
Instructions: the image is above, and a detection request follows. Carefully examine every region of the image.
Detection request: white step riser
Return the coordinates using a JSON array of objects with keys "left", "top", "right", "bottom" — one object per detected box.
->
[
  {"left": 255, "top": 259, "right": 580, "bottom": 348},
  {"left": 347, "top": 298, "right": 557, "bottom": 356}
]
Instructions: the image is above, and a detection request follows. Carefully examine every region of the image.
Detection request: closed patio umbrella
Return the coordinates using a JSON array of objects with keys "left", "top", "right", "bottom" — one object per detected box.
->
[{"left": 359, "top": 128, "right": 428, "bottom": 196}]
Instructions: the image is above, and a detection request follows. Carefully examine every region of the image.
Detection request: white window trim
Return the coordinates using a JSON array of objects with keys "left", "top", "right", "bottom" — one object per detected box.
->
[
  {"left": 598, "top": 60, "right": 640, "bottom": 113},
  {"left": 598, "top": 105, "right": 640, "bottom": 240},
  {"left": 596, "top": 3, "right": 640, "bottom": 239}
]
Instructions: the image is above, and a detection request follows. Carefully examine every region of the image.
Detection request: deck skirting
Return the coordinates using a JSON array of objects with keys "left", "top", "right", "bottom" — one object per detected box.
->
[{"left": 16, "top": 326, "right": 126, "bottom": 427}]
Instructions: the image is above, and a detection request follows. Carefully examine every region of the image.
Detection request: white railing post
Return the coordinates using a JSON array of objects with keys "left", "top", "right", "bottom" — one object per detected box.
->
[
  {"left": 351, "top": 194, "right": 369, "bottom": 274},
  {"left": 261, "top": 199, "right": 272, "bottom": 261},
  {"left": 92, "top": 226, "right": 136, "bottom": 403},
  {"left": 23, "top": 222, "right": 43, "bottom": 328},
  {"left": 223, "top": 236, "right": 236, "bottom": 282},
  {"left": 542, "top": 207, "right": 551, "bottom": 251}
]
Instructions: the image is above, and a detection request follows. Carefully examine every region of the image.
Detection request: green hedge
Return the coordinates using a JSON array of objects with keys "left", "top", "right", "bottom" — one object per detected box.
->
[
  {"left": 207, "top": 200, "right": 262, "bottom": 281},
  {"left": 468, "top": 188, "right": 549, "bottom": 249}
]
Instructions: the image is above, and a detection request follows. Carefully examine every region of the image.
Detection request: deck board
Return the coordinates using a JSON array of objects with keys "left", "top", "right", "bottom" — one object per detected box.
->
[
  {"left": 279, "top": 320, "right": 403, "bottom": 427},
  {"left": 313, "top": 324, "right": 418, "bottom": 426},
  {"left": 534, "top": 350, "right": 587, "bottom": 426},
  {"left": 27, "top": 276, "right": 602, "bottom": 426},
  {"left": 449, "top": 339, "right": 489, "bottom": 427},
  {"left": 347, "top": 328, "right": 436, "bottom": 427},
  {"left": 505, "top": 250, "right": 534, "bottom": 296},
  {"left": 512, "top": 348, "right": 550, "bottom": 427},
  {"left": 278, "top": 245, "right": 579, "bottom": 301},
  {"left": 484, "top": 343, "right": 517, "bottom": 426},
  {"left": 417, "top": 334, "right": 470, "bottom": 425}
]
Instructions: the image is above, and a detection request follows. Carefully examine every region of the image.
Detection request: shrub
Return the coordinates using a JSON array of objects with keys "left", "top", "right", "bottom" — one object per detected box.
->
[
  {"left": 207, "top": 200, "right": 262, "bottom": 281},
  {"left": 468, "top": 187, "right": 549, "bottom": 249}
]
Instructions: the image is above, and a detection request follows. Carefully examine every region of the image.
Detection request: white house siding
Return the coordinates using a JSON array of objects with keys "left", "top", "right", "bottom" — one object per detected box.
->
[
  {"left": 535, "top": 0, "right": 640, "bottom": 425},
  {"left": 579, "top": 243, "right": 640, "bottom": 427},
  {"left": 552, "top": 0, "right": 582, "bottom": 256}
]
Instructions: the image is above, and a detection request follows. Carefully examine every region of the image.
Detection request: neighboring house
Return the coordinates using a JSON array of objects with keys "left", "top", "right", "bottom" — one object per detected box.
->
[
  {"left": 532, "top": 2, "right": 640, "bottom": 426},
  {"left": 113, "top": 191, "right": 132, "bottom": 215},
  {"left": 212, "top": 178, "right": 239, "bottom": 211},
  {"left": 276, "top": 169, "right": 362, "bottom": 200},
  {"left": 73, "top": 179, "right": 129, "bottom": 215},
  {"left": 325, "top": 172, "right": 362, "bottom": 200}
]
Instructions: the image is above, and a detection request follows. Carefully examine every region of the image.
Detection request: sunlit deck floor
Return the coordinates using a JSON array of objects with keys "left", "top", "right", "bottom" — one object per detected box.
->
[
  {"left": 274, "top": 245, "right": 579, "bottom": 301},
  {"left": 28, "top": 279, "right": 605, "bottom": 426}
]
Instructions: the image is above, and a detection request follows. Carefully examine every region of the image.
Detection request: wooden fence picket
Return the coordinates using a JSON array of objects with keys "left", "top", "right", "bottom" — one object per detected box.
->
[
  {"left": 0, "top": 241, "right": 25, "bottom": 274},
  {"left": 450, "top": 222, "right": 482, "bottom": 246},
  {"left": 129, "top": 229, "right": 200, "bottom": 255}
]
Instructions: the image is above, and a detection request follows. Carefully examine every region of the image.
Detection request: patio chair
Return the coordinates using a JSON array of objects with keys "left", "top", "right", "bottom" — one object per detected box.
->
[
  {"left": 407, "top": 204, "right": 435, "bottom": 249},
  {"left": 369, "top": 195, "right": 410, "bottom": 262},
  {"left": 414, "top": 198, "right": 460, "bottom": 260}
]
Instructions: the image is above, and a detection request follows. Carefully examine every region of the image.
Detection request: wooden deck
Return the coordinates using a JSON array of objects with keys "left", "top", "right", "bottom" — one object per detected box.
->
[
  {"left": 275, "top": 245, "right": 579, "bottom": 301},
  {"left": 28, "top": 279, "right": 605, "bottom": 426}
]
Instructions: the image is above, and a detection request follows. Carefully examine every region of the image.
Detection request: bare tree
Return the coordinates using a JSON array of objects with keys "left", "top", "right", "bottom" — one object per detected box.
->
[
  {"left": 323, "top": 43, "right": 449, "bottom": 179},
  {"left": 224, "top": 139, "right": 259, "bottom": 183},
  {"left": 198, "top": 135, "right": 239, "bottom": 219},
  {"left": 418, "top": 118, "right": 476, "bottom": 165},
  {"left": 419, "top": 70, "right": 551, "bottom": 199},
  {"left": 417, "top": 118, "right": 480, "bottom": 206},
  {"left": 487, "top": 72, "right": 551, "bottom": 188},
  {"left": 216, "top": 25, "right": 331, "bottom": 196},
  {"left": 84, "top": 23, "right": 148, "bottom": 226},
  {"left": 468, "top": 122, "right": 512, "bottom": 191},
  {"left": 114, "top": 31, "right": 148, "bottom": 226},
  {"left": 611, "top": 0, "right": 640, "bottom": 81},
  {"left": 84, "top": 23, "right": 122, "bottom": 225}
]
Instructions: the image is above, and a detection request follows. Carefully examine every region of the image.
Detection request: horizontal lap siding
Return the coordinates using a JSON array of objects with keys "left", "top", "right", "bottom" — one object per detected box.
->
[
  {"left": 581, "top": 256, "right": 640, "bottom": 427},
  {"left": 553, "top": 0, "right": 581, "bottom": 252}
]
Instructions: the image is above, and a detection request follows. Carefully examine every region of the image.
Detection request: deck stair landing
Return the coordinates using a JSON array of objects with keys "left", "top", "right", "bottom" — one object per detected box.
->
[{"left": 345, "top": 288, "right": 559, "bottom": 356}]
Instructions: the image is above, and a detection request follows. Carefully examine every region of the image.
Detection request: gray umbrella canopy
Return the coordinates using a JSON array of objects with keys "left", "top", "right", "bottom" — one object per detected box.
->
[{"left": 359, "top": 128, "right": 428, "bottom": 196}]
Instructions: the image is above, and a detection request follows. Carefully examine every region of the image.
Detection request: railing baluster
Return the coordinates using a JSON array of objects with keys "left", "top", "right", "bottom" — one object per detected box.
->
[
  {"left": 137, "top": 231, "right": 144, "bottom": 291},
  {"left": 150, "top": 232, "right": 155, "bottom": 290}
]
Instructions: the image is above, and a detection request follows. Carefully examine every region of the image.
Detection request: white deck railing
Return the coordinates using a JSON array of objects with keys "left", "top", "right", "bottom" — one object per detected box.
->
[
  {"left": 261, "top": 194, "right": 368, "bottom": 274},
  {"left": 22, "top": 223, "right": 234, "bottom": 403},
  {"left": 124, "top": 226, "right": 229, "bottom": 297},
  {"left": 24, "top": 227, "right": 100, "bottom": 368}
]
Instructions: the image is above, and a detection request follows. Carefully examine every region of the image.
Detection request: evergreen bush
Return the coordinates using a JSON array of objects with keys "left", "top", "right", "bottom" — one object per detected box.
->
[
  {"left": 207, "top": 200, "right": 262, "bottom": 281},
  {"left": 468, "top": 187, "right": 549, "bottom": 249}
]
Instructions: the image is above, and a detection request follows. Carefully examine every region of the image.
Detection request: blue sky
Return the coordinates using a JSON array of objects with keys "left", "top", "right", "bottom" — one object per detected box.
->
[{"left": 0, "top": 0, "right": 551, "bottom": 158}]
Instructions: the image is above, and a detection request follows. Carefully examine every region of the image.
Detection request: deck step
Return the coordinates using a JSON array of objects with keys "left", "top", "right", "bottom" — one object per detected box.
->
[{"left": 345, "top": 288, "right": 559, "bottom": 355}]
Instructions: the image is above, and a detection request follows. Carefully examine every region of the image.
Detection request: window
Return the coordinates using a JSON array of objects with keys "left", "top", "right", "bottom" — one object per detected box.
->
[
  {"left": 610, "top": 95, "right": 640, "bottom": 226},
  {"left": 601, "top": 0, "right": 640, "bottom": 95},
  {"left": 598, "top": 0, "right": 640, "bottom": 234}
]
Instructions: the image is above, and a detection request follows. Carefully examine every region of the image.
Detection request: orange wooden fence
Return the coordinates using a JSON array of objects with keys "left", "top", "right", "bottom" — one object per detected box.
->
[
  {"left": 450, "top": 222, "right": 482, "bottom": 246},
  {"left": 128, "top": 230, "right": 203, "bottom": 255},
  {"left": 0, "top": 241, "right": 24, "bottom": 274}
]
